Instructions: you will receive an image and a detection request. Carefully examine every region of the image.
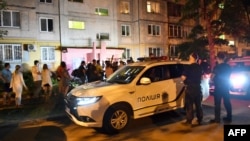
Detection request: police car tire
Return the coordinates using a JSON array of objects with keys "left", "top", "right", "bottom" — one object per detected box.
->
[{"left": 103, "top": 104, "right": 131, "bottom": 134}]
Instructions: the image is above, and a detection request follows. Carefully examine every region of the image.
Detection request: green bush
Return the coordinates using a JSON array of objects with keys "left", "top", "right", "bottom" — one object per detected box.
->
[{"left": 22, "top": 71, "right": 35, "bottom": 97}]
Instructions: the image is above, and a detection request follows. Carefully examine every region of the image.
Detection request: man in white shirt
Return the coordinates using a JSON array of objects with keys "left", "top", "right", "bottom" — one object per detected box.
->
[{"left": 31, "top": 60, "right": 42, "bottom": 99}]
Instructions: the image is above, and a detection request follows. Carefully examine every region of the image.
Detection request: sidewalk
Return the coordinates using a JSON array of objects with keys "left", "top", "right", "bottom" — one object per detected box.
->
[{"left": 0, "top": 95, "right": 66, "bottom": 127}]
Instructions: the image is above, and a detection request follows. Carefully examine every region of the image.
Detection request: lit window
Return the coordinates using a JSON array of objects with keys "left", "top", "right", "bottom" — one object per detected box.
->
[
  {"left": 0, "top": 10, "right": 20, "bottom": 27},
  {"left": 122, "top": 25, "right": 130, "bottom": 36},
  {"left": 68, "top": 21, "right": 85, "bottom": 29},
  {"left": 219, "top": 34, "right": 225, "bottom": 39},
  {"left": 95, "top": 8, "right": 108, "bottom": 16},
  {"left": 41, "top": 47, "right": 55, "bottom": 62},
  {"left": 148, "top": 24, "right": 160, "bottom": 36},
  {"left": 68, "top": 0, "right": 83, "bottom": 3},
  {"left": 229, "top": 41, "right": 235, "bottom": 46},
  {"left": 147, "top": 1, "right": 160, "bottom": 13},
  {"left": 120, "top": 1, "right": 130, "bottom": 14},
  {"left": 169, "top": 25, "right": 183, "bottom": 38},
  {"left": 96, "top": 33, "right": 110, "bottom": 40},
  {"left": 0, "top": 44, "right": 22, "bottom": 62},
  {"left": 40, "top": 18, "right": 53, "bottom": 32},
  {"left": 40, "top": 0, "right": 52, "bottom": 3}
]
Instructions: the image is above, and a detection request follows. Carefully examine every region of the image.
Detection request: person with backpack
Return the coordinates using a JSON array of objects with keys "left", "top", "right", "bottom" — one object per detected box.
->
[{"left": 77, "top": 61, "right": 87, "bottom": 84}]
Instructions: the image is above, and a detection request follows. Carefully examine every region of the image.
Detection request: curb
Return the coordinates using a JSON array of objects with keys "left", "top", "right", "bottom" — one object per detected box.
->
[
  {"left": 0, "top": 95, "right": 67, "bottom": 127},
  {"left": 0, "top": 112, "right": 67, "bottom": 127}
]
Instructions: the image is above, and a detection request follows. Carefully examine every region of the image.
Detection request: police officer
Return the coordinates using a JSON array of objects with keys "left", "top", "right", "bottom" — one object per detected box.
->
[
  {"left": 181, "top": 52, "right": 203, "bottom": 126},
  {"left": 210, "top": 52, "right": 232, "bottom": 123}
]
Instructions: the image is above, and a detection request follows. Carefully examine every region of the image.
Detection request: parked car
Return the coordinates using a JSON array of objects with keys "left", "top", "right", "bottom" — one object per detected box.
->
[
  {"left": 229, "top": 65, "right": 250, "bottom": 97},
  {"left": 210, "top": 58, "right": 250, "bottom": 98},
  {"left": 64, "top": 60, "right": 209, "bottom": 134}
]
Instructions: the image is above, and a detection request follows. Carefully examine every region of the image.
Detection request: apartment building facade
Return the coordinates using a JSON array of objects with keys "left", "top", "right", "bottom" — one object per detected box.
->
[
  {"left": 0, "top": 0, "right": 61, "bottom": 71},
  {"left": 59, "top": 0, "right": 190, "bottom": 69},
  {"left": 0, "top": 0, "right": 200, "bottom": 71}
]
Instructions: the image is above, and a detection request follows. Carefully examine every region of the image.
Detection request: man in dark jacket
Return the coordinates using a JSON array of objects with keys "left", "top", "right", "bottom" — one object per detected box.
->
[
  {"left": 210, "top": 52, "right": 232, "bottom": 123},
  {"left": 181, "top": 53, "right": 203, "bottom": 126}
]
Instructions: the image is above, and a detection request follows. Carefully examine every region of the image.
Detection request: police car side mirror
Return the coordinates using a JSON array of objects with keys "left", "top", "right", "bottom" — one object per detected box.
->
[{"left": 140, "top": 77, "right": 151, "bottom": 85}]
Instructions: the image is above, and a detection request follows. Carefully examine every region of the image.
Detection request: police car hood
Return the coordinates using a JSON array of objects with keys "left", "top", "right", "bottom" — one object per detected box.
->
[{"left": 69, "top": 80, "right": 131, "bottom": 97}]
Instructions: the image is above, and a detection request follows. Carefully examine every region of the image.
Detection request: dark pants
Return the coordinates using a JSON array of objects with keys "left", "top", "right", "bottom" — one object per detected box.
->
[
  {"left": 185, "top": 85, "right": 203, "bottom": 123},
  {"left": 213, "top": 88, "right": 232, "bottom": 121},
  {"left": 33, "top": 80, "right": 42, "bottom": 98}
]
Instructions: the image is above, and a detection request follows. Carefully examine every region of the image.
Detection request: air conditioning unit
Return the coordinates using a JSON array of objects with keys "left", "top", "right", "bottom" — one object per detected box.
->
[{"left": 28, "top": 44, "right": 36, "bottom": 51}]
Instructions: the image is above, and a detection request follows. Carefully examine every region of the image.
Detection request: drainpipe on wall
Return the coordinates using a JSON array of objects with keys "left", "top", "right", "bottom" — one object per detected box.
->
[
  {"left": 58, "top": 0, "right": 62, "bottom": 61},
  {"left": 138, "top": 0, "right": 141, "bottom": 58}
]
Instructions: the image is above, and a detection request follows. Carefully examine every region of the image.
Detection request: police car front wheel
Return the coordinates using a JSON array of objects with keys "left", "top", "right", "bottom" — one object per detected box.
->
[{"left": 103, "top": 104, "right": 131, "bottom": 134}]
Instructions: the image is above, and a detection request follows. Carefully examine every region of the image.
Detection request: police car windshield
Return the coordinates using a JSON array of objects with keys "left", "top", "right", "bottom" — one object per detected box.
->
[{"left": 107, "top": 66, "right": 145, "bottom": 84}]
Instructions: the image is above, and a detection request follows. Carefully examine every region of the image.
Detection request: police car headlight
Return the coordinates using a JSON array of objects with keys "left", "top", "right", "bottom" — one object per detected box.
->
[
  {"left": 230, "top": 74, "right": 247, "bottom": 86},
  {"left": 76, "top": 96, "right": 102, "bottom": 106}
]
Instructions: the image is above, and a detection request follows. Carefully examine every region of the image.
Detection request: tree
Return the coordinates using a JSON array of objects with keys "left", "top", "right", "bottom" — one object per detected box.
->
[
  {"left": 178, "top": 25, "right": 208, "bottom": 60},
  {"left": 241, "top": 0, "right": 250, "bottom": 27},
  {"left": 178, "top": 25, "right": 228, "bottom": 61},
  {"left": 219, "top": 0, "right": 249, "bottom": 40},
  {"left": 179, "top": 0, "right": 224, "bottom": 69},
  {"left": 179, "top": 0, "right": 250, "bottom": 69},
  {"left": 0, "top": 0, "right": 8, "bottom": 38}
]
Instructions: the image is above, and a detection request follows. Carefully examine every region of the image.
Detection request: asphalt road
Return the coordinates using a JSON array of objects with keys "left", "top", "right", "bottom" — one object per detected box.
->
[{"left": 0, "top": 95, "right": 250, "bottom": 141}]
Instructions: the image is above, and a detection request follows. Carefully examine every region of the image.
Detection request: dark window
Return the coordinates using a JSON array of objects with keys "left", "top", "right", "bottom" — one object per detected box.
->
[
  {"left": 0, "top": 10, "right": 20, "bottom": 27},
  {"left": 68, "top": 0, "right": 83, "bottom": 3},
  {"left": 48, "top": 19, "right": 53, "bottom": 32},
  {"left": 149, "top": 47, "right": 161, "bottom": 57},
  {"left": 40, "top": 0, "right": 52, "bottom": 3},
  {"left": 40, "top": 18, "right": 53, "bottom": 32},
  {"left": 142, "top": 66, "right": 164, "bottom": 82},
  {"left": 96, "top": 33, "right": 110, "bottom": 40},
  {"left": 169, "top": 45, "right": 179, "bottom": 57},
  {"left": 168, "top": 64, "right": 186, "bottom": 78},
  {"left": 148, "top": 25, "right": 160, "bottom": 36},
  {"left": 122, "top": 25, "right": 130, "bottom": 36},
  {"left": 167, "top": 2, "right": 182, "bottom": 17},
  {"left": 169, "top": 25, "right": 183, "bottom": 38}
]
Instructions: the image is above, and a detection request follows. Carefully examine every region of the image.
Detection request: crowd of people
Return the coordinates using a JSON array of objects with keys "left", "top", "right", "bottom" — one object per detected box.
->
[
  {"left": 70, "top": 59, "right": 129, "bottom": 84},
  {"left": 0, "top": 60, "right": 54, "bottom": 108},
  {"left": 0, "top": 58, "right": 131, "bottom": 107}
]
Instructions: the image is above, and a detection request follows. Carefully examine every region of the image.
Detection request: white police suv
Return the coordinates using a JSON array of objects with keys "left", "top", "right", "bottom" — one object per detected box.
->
[{"left": 64, "top": 60, "right": 209, "bottom": 134}]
